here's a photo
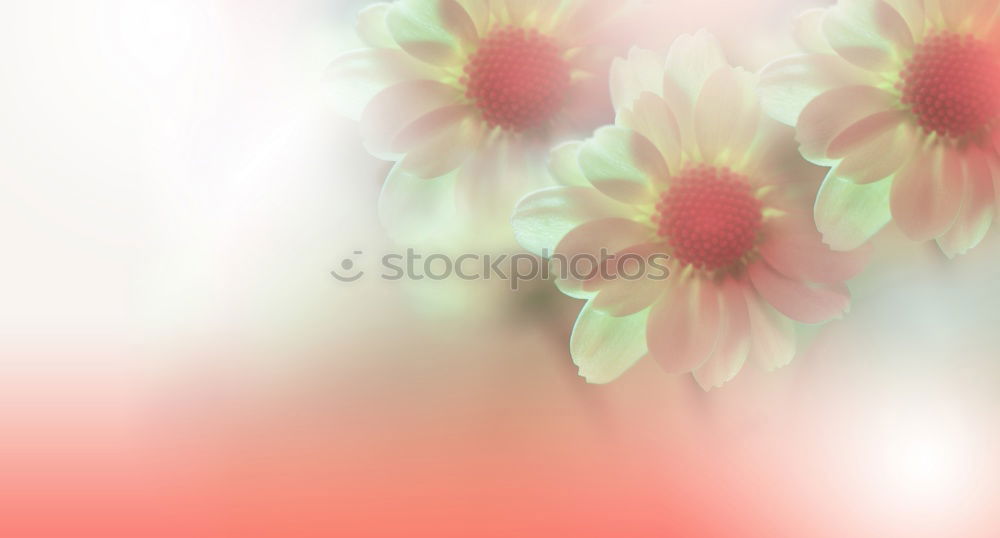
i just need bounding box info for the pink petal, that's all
[758,215,871,284]
[646,276,722,373]
[693,278,751,391]
[890,145,964,242]
[748,259,850,324]
[831,120,919,184]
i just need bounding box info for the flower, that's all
[759,0,1000,257]
[328,0,637,244]
[511,32,870,389]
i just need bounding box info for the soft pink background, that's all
[2,0,999,536]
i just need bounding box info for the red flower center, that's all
[654,166,763,272]
[461,27,571,132]
[899,33,1000,138]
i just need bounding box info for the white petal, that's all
[937,148,996,257]
[759,215,871,284]
[570,300,649,384]
[822,0,913,71]
[882,0,925,41]
[993,155,1000,220]
[453,139,552,234]
[796,85,897,165]
[496,0,559,27]
[356,3,396,49]
[553,218,655,299]
[378,164,458,243]
[663,31,729,143]
[827,109,908,158]
[694,67,760,166]
[547,142,589,187]
[647,276,722,373]
[387,0,477,66]
[589,242,671,317]
[758,54,877,126]
[939,0,996,34]
[397,108,484,178]
[664,31,728,109]
[453,139,503,220]
[748,259,851,324]
[553,0,628,36]
[610,48,666,112]
[693,278,751,391]
[455,0,489,36]
[744,287,796,372]
[512,186,634,257]
[815,172,893,251]
[794,8,835,54]
[359,79,462,159]
[390,103,477,153]
[741,120,803,185]
[616,92,683,174]
[325,49,435,121]
[891,145,963,242]
[578,126,666,204]
[558,72,616,135]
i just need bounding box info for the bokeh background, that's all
[2,0,999,536]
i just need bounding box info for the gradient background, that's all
[2,0,1000,536]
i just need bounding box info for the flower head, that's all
[329,0,637,244]
[760,0,1000,257]
[512,32,869,389]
